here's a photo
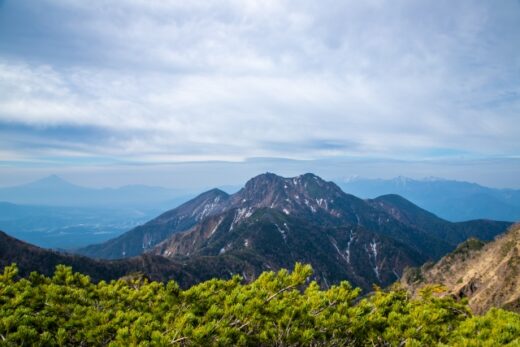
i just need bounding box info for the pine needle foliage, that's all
[0,263,518,346]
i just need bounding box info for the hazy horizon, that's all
[1,157,519,190]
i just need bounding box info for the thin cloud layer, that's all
[0,0,519,164]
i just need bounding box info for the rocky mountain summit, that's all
[77,173,510,291]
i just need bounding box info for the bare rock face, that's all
[402,224,520,314]
[76,172,511,292]
[458,278,480,298]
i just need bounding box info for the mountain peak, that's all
[374,194,413,204]
[27,175,76,188]
[234,172,345,217]
[78,171,511,293]
[200,188,229,199]
[244,172,330,190]
[392,176,414,185]
[296,172,325,183]
[242,172,322,196]
[39,174,65,183]
[244,172,284,188]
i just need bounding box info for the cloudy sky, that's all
[0,0,519,188]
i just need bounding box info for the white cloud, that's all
[0,0,519,163]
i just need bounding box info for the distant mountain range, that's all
[77,173,511,291]
[402,223,520,314]
[0,175,192,208]
[338,176,520,222]
[0,175,198,249]
[2,174,517,250]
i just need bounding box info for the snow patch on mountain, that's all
[210,217,224,236]
[369,239,380,281]
[275,223,287,242]
[346,230,354,264]
[330,238,348,263]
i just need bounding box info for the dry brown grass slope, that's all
[402,223,520,314]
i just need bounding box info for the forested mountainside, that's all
[0,230,196,286]
[1,230,309,289]
[78,173,510,291]
[402,223,520,314]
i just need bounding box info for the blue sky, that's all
[0,0,519,188]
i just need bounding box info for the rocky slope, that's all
[152,208,425,290]
[402,223,520,313]
[78,188,230,258]
[81,173,509,260]
[367,194,510,246]
[76,173,510,291]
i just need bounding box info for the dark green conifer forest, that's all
[0,263,518,346]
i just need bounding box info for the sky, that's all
[0,0,519,189]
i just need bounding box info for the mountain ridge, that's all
[339,176,520,222]
[77,172,511,291]
[0,175,193,208]
[80,172,458,259]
